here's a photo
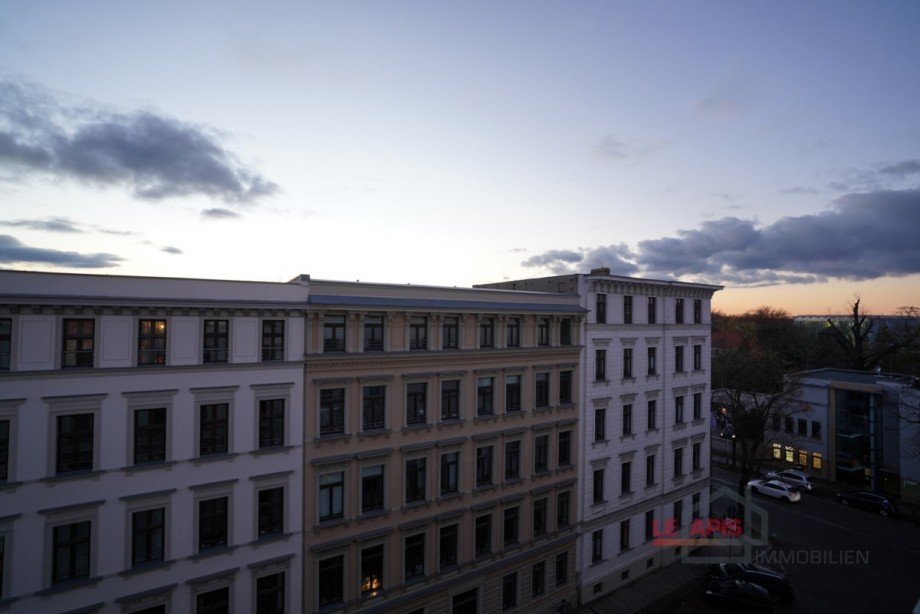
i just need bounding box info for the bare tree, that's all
[823,298,920,372]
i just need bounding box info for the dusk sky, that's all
[1,2,918,315]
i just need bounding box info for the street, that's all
[667,467,920,613]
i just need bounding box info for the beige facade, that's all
[301,280,585,613]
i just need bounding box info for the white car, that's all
[747,479,802,503]
[766,469,815,492]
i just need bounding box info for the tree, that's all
[823,298,920,372]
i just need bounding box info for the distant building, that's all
[478,269,721,604]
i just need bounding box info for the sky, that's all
[1,1,918,315]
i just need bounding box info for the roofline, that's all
[1,268,299,288]
[305,277,579,297]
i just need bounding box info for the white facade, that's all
[0,271,307,613]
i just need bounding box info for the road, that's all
[667,467,920,613]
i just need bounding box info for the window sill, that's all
[122,460,177,474]
[645,483,658,491]
[473,484,495,494]
[188,545,237,561]
[503,477,523,486]
[532,469,551,478]
[645,428,660,436]
[41,469,105,484]
[501,543,522,555]
[401,500,430,512]
[591,500,608,508]
[192,452,239,465]
[315,433,350,442]
[620,491,634,502]
[249,532,292,547]
[558,402,575,409]
[620,434,635,442]
[252,445,294,456]
[438,418,465,427]
[119,559,173,577]
[402,423,430,433]
[437,492,463,503]
[672,422,687,432]
[691,419,706,427]
[590,558,608,567]
[357,509,388,521]
[555,464,574,474]
[315,517,349,530]
[474,413,498,423]
[593,379,610,385]
[592,439,609,447]
[692,469,704,478]
[0,480,22,491]
[621,377,636,384]
[34,576,101,597]
[358,428,391,439]
[533,405,551,414]
[673,476,685,486]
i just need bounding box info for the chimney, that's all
[590,267,611,275]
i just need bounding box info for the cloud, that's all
[521,188,920,286]
[694,61,751,119]
[0,234,121,268]
[161,246,182,254]
[0,79,277,204]
[780,186,820,195]
[201,207,241,219]
[0,216,83,233]
[879,159,920,177]
[595,135,667,161]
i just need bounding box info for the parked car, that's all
[704,578,773,612]
[836,490,899,517]
[709,562,794,602]
[747,479,802,503]
[766,469,815,492]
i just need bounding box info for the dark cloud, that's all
[879,159,920,176]
[0,79,277,204]
[0,234,121,268]
[521,188,920,286]
[161,246,182,254]
[201,207,241,219]
[0,216,83,233]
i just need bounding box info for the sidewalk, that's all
[579,558,708,614]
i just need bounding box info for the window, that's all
[405,534,426,581]
[504,441,521,480]
[799,448,808,466]
[620,518,630,551]
[533,498,547,536]
[199,403,229,456]
[406,382,427,425]
[363,315,384,351]
[623,404,633,436]
[405,458,427,503]
[596,349,607,381]
[646,454,655,486]
[475,514,492,556]
[812,421,822,439]
[258,399,284,448]
[261,320,285,361]
[692,492,702,520]
[558,430,571,466]
[440,451,459,495]
[647,297,656,324]
[476,317,494,348]
[674,448,684,477]
[621,461,632,494]
[506,318,520,347]
[537,318,550,346]
[502,572,517,610]
[319,472,344,521]
[442,317,459,349]
[534,434,549,472]
[56,413,94,474]
[784,416,793,433]
[319,388,345,436]
[361,465,385,513]
[132,508,164,566]
[258,487,284,537]
[675,298,684,324]
[198,497,228,551]
[556,491,570,527]
[673,500,683,528]
[477,377,495,415]
[409,316,428,350]
[437,380,459,420]
[693,344,702,370]
[476,446,493,487]
[362,385,386,431]
[593,468,605,503]
[623,347,633,378]
[535,372,550,408]
[675,396,684,424]
[323,315,346,352]
[62,318,94,368]
[0,419,8,482]
[771,414,781,431]
[645,509,655,541]
[592,529,603,563]
[318,555,343,607]
[623,295,633,324]
[560,319,573,345]
[360,545,384,596]
[532,561,546,596]
[198,587,230,614]
[439,524,458,569]
[647,400,656,430]
[693,299,702,324]
[505,375,521,412]
[647,347,657,375]
[813,452,823,470]
[134,407,166,464]
[555,552,568,586]
[798,418,807,436]
[453,589,478,613]
[596,294,607,323]
[52,520,91,583]
[693,392,702,420]
[257,572,285,614]
[503,506,519,546]
[595,408,606,442]
[559,370,573,404]
[138,319,167,365]
[675,346,684,372]
[203,319,228,363]
[0,318,10,370]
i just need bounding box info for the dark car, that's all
[709,562,794,602]
[704,578,773,612]
[836,490,899,517]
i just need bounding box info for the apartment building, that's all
[479,269,721,604]
[301,279,585,613]
[0,270,307,613]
